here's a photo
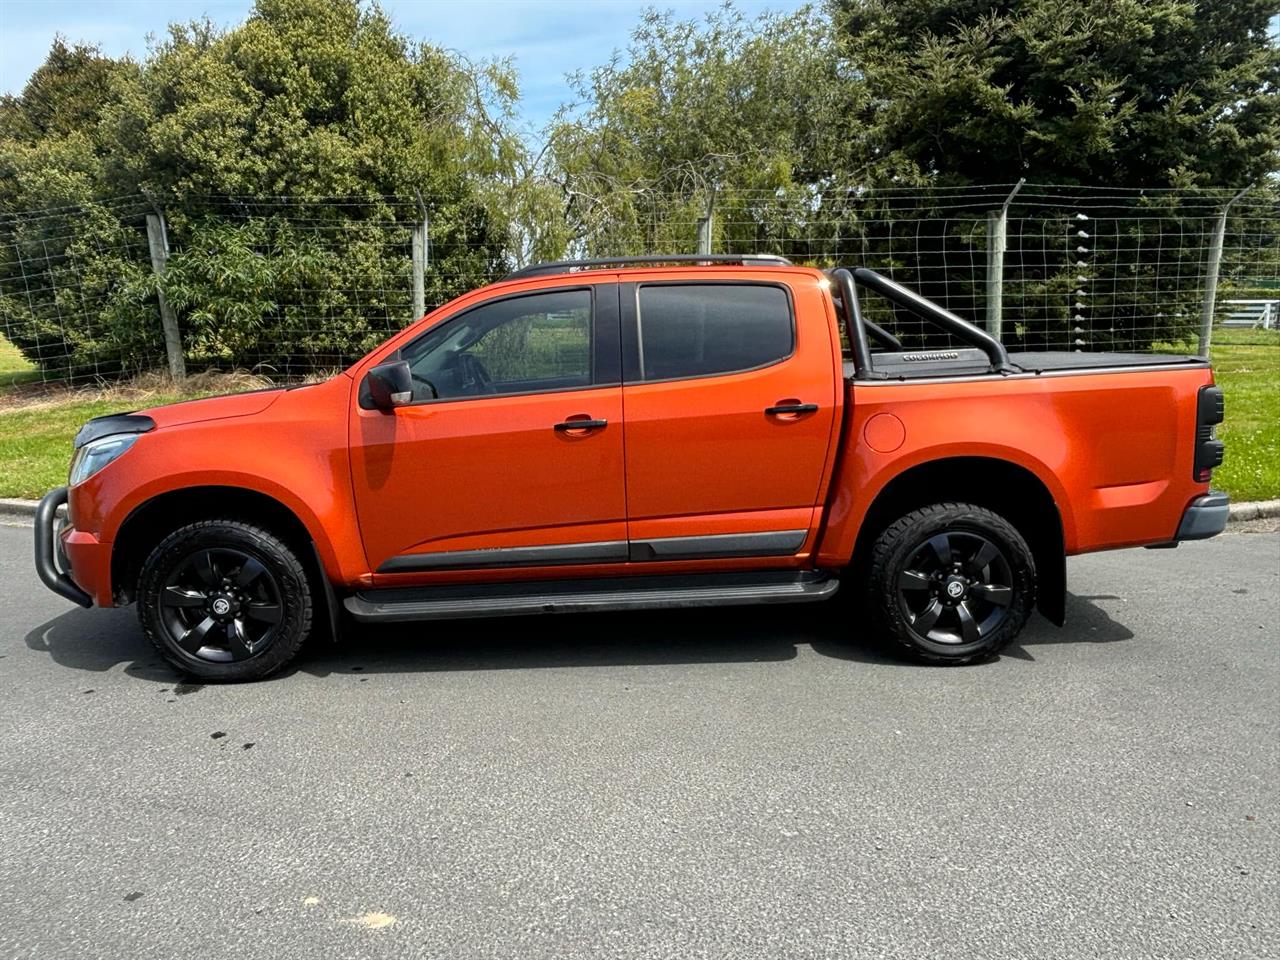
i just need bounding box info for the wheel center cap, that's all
[944,578,967,600]
[210,597,232,616]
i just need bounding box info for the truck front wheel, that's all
[868,502,1035,665]
[137,520,314,682]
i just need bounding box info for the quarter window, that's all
[400,289,592,401]
[635,284,793,381]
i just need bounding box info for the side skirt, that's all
[344,570,839,624]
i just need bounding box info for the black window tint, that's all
[400,289,592,401]
[636,284,792,381]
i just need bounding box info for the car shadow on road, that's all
[307,604,829,676]
[1002,594,1135,661]
[23,590,1135,681]
[23,606,175,682]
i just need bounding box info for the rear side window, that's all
[635,283,793,381]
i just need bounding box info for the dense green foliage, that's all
[552,1,1279,347]
[0,0,1277,377]
[833,0,1280,187]
[0,0,523,376]
[820,0,1280,345]
[550,6,859,254]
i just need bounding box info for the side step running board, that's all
[343,571,839,623]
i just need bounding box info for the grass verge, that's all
[0,336,1274,502]
[0,397,185,499]
[0,371,271,499]
[1204,329,1280,503]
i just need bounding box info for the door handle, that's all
[765,403,818,416]
[554,417,608,432]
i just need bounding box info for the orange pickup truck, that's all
[35,255,1228,680]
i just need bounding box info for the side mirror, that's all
[362,360,413,411]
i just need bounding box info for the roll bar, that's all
[831,269,876,377]
[831,267,1014,378]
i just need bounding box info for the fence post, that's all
[1198,185,1252,358]
[984,179,1024,340]
[411,191,429,320]
[696,187,716,256]
[144,210,186,382]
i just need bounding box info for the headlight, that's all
[69,434,140,486]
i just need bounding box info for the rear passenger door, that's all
[620,278,837,562]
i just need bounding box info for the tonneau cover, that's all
[842,350,1208,381]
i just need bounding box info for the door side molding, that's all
[376,529,809,573]
[378,540,629,573]
[628,529,807,562]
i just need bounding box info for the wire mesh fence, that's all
[0,184,1276,386]
[589,184,1280,354]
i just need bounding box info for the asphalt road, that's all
[1,521,1276,960]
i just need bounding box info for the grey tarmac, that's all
[1,521,1276,960]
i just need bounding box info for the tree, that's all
[0,37,129,147]
[548,4,862,257]
[827,0,1280,348]
[0,40,145,376]
[3,0,1276,376]
[831,0,1280,187]
[0,0,531,377]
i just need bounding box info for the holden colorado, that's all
[35,255,1228,680]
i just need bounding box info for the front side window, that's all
[400,289,592,401]
[635,283,793,381]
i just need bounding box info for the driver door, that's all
[350,284,627,579]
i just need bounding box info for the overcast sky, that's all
[0,0,805,131]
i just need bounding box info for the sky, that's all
[0,0,806,132]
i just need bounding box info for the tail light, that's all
[1194,385,1224,483]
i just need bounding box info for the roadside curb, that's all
[0,498,40,519]
[1228,499,1280,522]
[4,495,1280,522]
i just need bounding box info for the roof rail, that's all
[505,254,793,280]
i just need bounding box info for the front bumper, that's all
[1175,492,1230,541]
[34,487,92,607]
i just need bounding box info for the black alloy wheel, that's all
[138,520,313,681]
[896,530,1014,646]
[868,502,1036,664]
[158,547,283,663]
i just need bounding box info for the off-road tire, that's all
[868,502,1035,665]
[138,520,313,682]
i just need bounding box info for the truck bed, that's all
[842,349,1209,381]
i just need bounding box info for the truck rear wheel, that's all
[868,502,1035,665]
[137,520,313,682]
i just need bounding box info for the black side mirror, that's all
[362,360,413,411]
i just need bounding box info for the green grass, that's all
[0,336,40,388]
[0,395,188,500]
[0,331,1275,502]
[1152,329,1280,501]
[1207,328,1280,503]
